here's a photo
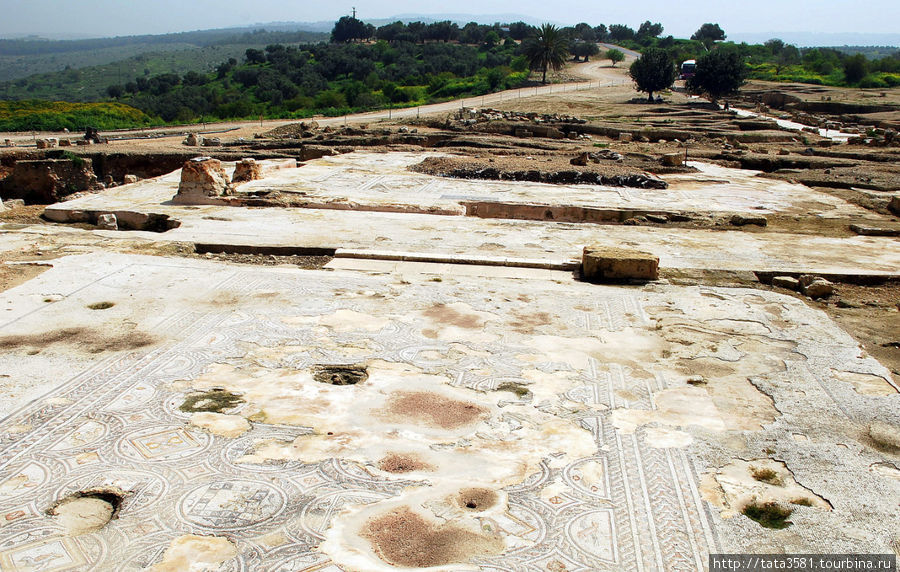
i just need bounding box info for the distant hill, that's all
[728,32,900,48]
[0,28,328,83]
[0,14,542,85]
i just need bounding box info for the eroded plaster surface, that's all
[0,253,897,570]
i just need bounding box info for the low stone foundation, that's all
[582,246,659,282]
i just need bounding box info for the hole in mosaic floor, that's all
[46,487,127,535]
[314,364,369,386]
[456,488,497,512]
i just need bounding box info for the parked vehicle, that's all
[680,59,697,80]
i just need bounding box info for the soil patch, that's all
[0,263,49,293]
[361,507,504,568]
[377,453,433,474]
[422,304,483,329]
[382,391,488,430]
[0,327,156,354]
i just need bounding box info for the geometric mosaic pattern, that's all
[3,253,893,570]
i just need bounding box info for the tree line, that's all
[98,16,900,125]
[104,38,531,122]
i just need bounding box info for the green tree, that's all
[574,22,596,43]
[606,48,625,67]
[573,42,600,62]
[691,23,726,50]
[636,21,664,44]
[629,48,676,101]
[245,48,266,64]
[842,54,868,84]
[687,50,747,102]
[507,22,535,41]
[331,16,371,43]
[608,24,635,42]
[524,24,570,84]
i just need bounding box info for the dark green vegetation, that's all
[687,50,749,102]
[179,389,245,414]
[741,502,794,529]
[610,24,900,89]
[103,40,530,123]
[629,48,678,101]
[88,19,558,124]
[0,100,155,131]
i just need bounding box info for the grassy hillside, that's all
[0,100,157,131]
[0,43,197,84]
[0,44,309,102]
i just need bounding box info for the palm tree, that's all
[524,24,569,84]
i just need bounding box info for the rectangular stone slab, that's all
[582,246,659,281]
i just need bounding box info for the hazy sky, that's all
[0,0,896,39]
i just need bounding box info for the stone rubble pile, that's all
[453,107,587,125]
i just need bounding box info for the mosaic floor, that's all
[0,254,896,570]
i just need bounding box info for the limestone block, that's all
[582,246,659,282]
[183,133,199,146]
[660,152,683,167]
[618,132,633,142]
[803,278,834,299]
[570,153,589,166]
[59,139,72,147]
[730,214,767,227]
[123,174,139,184]
[173,158,232,204]
[232,158,262,183]
[97,213,118,230]
[771,276,800,291]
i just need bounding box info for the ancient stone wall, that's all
[0,158,99,203]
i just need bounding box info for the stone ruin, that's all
[0,158,99,203]
[172,157,233,204]
[232,158,262,183]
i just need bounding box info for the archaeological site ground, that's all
[0,59,898,571]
